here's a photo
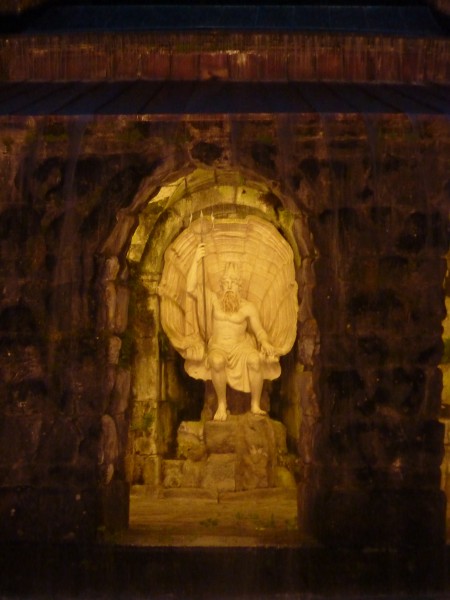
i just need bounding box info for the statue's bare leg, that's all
[248,352,266,416]
[209,350,228,421]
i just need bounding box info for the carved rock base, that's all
[163,414,296,493]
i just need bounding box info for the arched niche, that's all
[124,167,318,492]
[96,166,319,523]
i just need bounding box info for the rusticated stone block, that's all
[99,415,119,485]
[235,413,277,490]
[275,466,296,489]
[142,455,161,488]
[204,418,238,454]
[202,414,287,491]
[202,454,236,492]
[163,458,206,489]
[107,336,122,365]
[181,458,204,488]
[109,368,131,415]
[163,459,183,488]
[177,421,205,461]
[271,419,288,455]
[114,285,130,333]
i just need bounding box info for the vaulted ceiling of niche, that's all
[128,168,282,265]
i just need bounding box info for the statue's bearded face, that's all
[220,276,241,313]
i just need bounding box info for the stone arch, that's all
[94,163,320,506]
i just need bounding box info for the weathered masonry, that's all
[0,1,449,572]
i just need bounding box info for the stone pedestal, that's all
[163,414,296,494]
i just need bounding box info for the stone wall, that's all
[0,112,448,545]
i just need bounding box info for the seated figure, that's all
[187,243,278,420]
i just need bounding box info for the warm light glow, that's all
[127,169,279,265]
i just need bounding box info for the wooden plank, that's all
[260,83,313,114]
[13,82,93,115]
[141,81,197,114]
[395,84,450,115]
[56,82,131,115]
[296,83,353,114]
[186,82,270,114]
[362,84,442,115]
[326,83,401,114]
[0,82,72,115]
[97,81,163,115]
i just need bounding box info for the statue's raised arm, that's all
[186,243,206,297]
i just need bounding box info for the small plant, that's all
[43,123,69,143]
[129,411,154,433]
[117,123,146,145]
[141,412,154,430]
[199,518,219,527]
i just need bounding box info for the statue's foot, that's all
[251,405,267,416]
[213,405,228,421]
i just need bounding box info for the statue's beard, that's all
[220,290,241,314]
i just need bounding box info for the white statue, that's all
[158,216,298,421]
[186,243,278,420]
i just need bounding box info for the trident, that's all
[200,210,209,351]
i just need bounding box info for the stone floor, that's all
[0,488,448,598]
[118,487,301,547]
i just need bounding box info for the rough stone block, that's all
[134,432,157,457]
[281,399,301,448]
[104,365,117,399]
[201,415,287,490]
[109,367,131,415]
[271,419,288,455]
[275,466,296,489]
[235,414,277,490]
[442,364,450,405]
[177,421,205,461]
[202,454,235,492]
[162,459,183,488]
[142,455,161,488]
[204,418,238,454]
[133,348,159,402]
[181,458,204,488]
[114,285,130,334]
[156,401,176,456]
[236,448,271,491]
[164,359,185,402]
[107,336,122,365]
[103,282,117,331]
